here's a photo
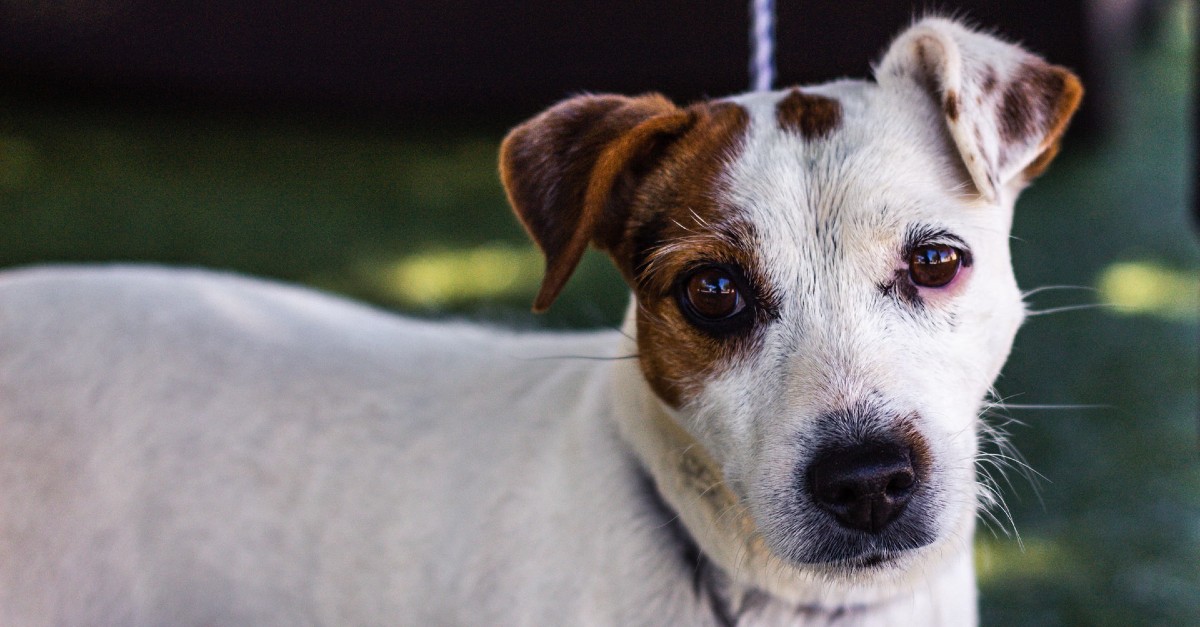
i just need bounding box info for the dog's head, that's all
[501,19,1080,594]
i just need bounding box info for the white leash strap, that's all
[751,0,776,91]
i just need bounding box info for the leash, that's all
[750,0,776,91]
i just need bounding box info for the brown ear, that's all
[500,94,691,312]
[877,18,1083,202]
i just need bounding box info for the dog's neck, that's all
[607,302,962,614]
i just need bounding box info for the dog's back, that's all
[0,266,705,625]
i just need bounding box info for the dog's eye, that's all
[677,266,750,328]
[908,244,962,288]
[684,268,745,319]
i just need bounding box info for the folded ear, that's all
[877,18,1083,203]
[500,94,692,312]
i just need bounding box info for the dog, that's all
[0,18,1080,626]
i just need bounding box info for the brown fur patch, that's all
[602,101,765,407]
[999,62,1067,143]
[1022,140,1062,180]
[775,89,843,140]
[897,417,933,484]
[995,62,1083,182]
[910,37,944,97]
[980,66,998,94]
[943,90,960,122]
[502,96,765,408]
[499,94,692,312]
[1022,67,1083,179]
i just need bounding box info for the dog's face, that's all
[502,19,1080,586]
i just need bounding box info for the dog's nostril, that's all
[808,442,918,534]
[887,470,915,495]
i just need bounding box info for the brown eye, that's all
[684,268,745,320]
[908,244,962,288]
[675,264,761,336]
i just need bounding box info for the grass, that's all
[0,6,1195,624]
[0,103,626,329]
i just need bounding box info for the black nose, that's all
[808,441,917,533]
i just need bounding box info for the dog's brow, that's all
[637,220,754,293]
[902,225,973,266]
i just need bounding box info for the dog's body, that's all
[0,19,1080,626]
[0,266,974,625]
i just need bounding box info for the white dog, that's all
[0,18,1080,626]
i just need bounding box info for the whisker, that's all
[980,473,1024,544]
[979,411,1029,428]
[1025,303,1113,316]
[515,354,640,362]
[977,482,1024,549]
[978,407,1049,509]
[973,396,1055,536]
[998,403,1108,410]
[670,218,696,235]
[978,451,1048,486]
[1021,284,1096,298]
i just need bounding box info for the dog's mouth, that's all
[839,550,901,569]
[755,504,935,569]
[798,548,920,578]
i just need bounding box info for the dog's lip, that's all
[827,550,903,569]
[851,552,892,567]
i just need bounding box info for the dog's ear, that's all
[501,94,692,312]
[877,18,1083,202]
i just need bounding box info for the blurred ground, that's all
[0,4,1195,625]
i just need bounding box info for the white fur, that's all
[0,18,1075,626]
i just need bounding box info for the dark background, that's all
[2,1,1100,124]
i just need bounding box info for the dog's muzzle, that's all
[808,440,917,534]
[780,422,939,565]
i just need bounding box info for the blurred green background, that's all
[1,3,1195,626]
